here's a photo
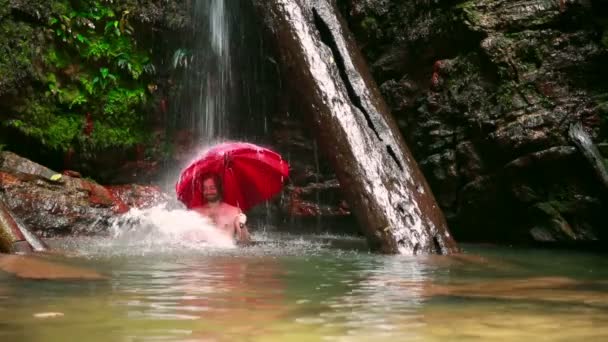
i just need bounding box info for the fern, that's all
[14,0,159,152]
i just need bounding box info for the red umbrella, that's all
[175,142,290,211]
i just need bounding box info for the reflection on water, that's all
[1,233,608,341]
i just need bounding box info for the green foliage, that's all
[4,97,81,151]
[10,0,155,152]
[360,16,379,38]
[0,15,38,95]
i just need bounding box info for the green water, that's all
[1,233,608,341]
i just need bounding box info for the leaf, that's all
[69,94,87,109]
[7,120,24,128]
[143,63,156,75]
[50,174,63,182]
[100,67,109,79]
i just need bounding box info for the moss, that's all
[85,121,145,149]
[360,16,379,38]
[495,82,517,110]
[544,185,581,214]
[0,16,37,96]
[455,1,483,29]
[3,0,155,152]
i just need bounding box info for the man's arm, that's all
[234,212,251,243]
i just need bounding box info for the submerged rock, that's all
[0,254,105,280]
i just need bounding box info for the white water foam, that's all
[109,204,235,249]
[52,204,236,257]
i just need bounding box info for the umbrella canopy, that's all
[176,142,290,211]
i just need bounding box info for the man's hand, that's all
[237,213,247,227]
[234,213,251,244]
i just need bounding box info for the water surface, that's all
[1,232,607,341]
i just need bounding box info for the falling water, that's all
[189,0,233,141]
[171,0,279,145]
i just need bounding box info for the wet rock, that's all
[107,184,169,209]
[253,0,458,254]
[457,0,591,32]
[0,197,32,254]
[62,170,82,178]
[340,0,608,245]
[283,181,351,218]
[0,151,167,237]
[127,0,191,30]
[270,108,356,232]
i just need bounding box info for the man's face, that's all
[202,178,220,203]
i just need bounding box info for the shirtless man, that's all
[193,174,251,243]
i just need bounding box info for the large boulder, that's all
[340,0,608,244]
[0,151,167,237]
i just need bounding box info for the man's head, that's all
[201,174,222,203]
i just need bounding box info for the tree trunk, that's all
[252,0,458,254]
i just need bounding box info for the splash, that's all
[109,204,235,250]
[53,204,235,257]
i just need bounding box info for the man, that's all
[193,174,251,243]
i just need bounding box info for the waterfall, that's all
[188,0,234,141]
[171,0,277,145]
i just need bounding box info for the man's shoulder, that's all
[191,206,209,214]
[220,202,241,213]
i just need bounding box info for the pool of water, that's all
[2,232,608,341]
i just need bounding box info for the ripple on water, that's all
[4,229,608,341]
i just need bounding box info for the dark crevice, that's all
[311,8,404,171]
[413,242,421,255]
[397,203,405,214]
[433,236,443,254]
[386,145,404,170]
[311,8,380,140]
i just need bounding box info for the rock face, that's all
[339,0,608,244]
[252,0,458,254]
[270,108,355,232]
[0,151,167,238]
